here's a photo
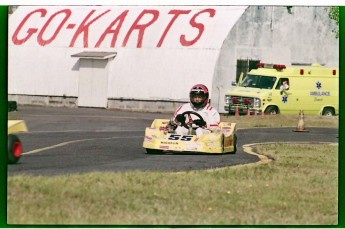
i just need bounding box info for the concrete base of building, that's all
[8,94,78,108]
[8,94,185,113]
[107,98,184,113]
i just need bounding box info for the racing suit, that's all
[173,103,220,137]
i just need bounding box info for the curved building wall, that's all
[212,6,339,113]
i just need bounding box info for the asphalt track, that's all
[8,106,338,176]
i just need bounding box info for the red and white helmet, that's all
[189,84,209,109]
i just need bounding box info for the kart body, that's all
[143,119,237,154]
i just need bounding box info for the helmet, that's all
[189,84,209,109]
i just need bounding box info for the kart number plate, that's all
[168,135,193,141]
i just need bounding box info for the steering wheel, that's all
[180,111,206,129]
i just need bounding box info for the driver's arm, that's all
[205,108,220,129]
[173,104,188,124]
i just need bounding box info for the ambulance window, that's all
[275,78,290,90]
[240,75,256,87]
[259,77,276,89]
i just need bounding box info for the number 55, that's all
[168,134,180,140]
[181,135,193,141]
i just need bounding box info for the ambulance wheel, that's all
[265,106,279,115]
[322,108,335,116]
[8,134,22,164]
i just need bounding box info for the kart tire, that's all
[146,149,163,154]
[8,134,22,164]
[223,134,237,154]
[233,134,237,153]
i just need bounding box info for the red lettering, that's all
[69,10,110,48]
[157,9,190,48]
[12,8,216,48]
[122,9,159,48]
[95,10,128,48]
[37,9,71,46]
[180,8,215,46]
[12,8,47,45]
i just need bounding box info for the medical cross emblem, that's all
[282,94,288,103]
[316,81,322,89]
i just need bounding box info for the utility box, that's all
[71,51,117,108]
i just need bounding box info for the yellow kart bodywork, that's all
[143,119,237,154]
[8,120,28,134]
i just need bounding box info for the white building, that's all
[8,5,338,113]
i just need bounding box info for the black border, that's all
[0,4,343,228]
[338,5,344,229]
[0,5,8,229]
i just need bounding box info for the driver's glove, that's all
[193,119,206,127]
[175,114,185,123]
[166,119,177,133]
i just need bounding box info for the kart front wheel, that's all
[146,148,163,154]
[8,134,23,164]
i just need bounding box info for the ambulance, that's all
[224,63,338,116]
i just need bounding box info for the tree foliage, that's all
[328,6,339,39]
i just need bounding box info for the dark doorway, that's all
[236,59,260,83]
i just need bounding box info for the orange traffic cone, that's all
[246,109,251,116]
[254,110,258,115]
[235,107,239,116]
[293,110,309,132]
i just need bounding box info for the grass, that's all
[7,114,339,225]
[221,113,338,128]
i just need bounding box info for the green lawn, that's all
[7,115,339,225]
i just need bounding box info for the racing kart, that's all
[143,111,237,154]
[8,120,28,164]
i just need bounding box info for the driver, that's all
[170,84,220,137]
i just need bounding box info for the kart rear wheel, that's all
[146,148,163,154]
[233,134,237,153]
[8,134,22,164]
[223,134,237,154]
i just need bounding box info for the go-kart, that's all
[143,111,237,154]
[7,120,28,164]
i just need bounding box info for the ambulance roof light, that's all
[273,64,286,70]
[256,62,286,70]
[256,63,265,68]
